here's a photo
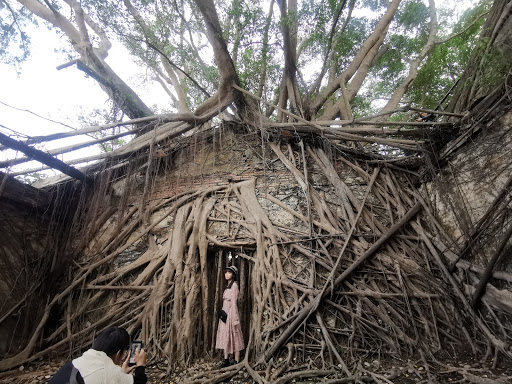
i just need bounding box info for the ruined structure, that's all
[0,0,511,383]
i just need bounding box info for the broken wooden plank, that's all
[0,132,92,183]
[0,130,135,168]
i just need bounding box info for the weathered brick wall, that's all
[0,177,55,355]
[114,131,366,235]
[424,111,512,266]
[112,119,512,273]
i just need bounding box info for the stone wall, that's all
[424,110,512,267]
[0,176,55,355]
[113,131,365,235]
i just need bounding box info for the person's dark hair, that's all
[92,327,130,357]
[225,266,237,289]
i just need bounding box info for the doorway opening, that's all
[206,248,253,356]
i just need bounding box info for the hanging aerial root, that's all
[5,133,512,381]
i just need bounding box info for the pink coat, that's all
[215,282,244,353]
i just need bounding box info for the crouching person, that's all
[49,327,147,384]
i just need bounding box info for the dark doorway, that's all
[206,248,252,357]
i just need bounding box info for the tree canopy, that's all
[1,0,490,126]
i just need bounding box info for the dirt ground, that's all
[0,356,510,383]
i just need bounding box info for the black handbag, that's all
[219,310,228,323]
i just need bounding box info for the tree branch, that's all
[435,10,489,45]
[256,0,275,98]
[378,0,439,115]
[306,0,348,99]
[144,40,211,98]
[310,0,402,116]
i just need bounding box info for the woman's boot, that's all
[219,358,230,368]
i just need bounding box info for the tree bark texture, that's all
[447,0,512,114]
[18,0,153,119]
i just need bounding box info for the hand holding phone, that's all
[129,341,143,365]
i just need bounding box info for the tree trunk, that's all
[310,0,402,118]
[18,0,153,119]
[192,0,242,115]
[277,0,303,119]
[447,0,512,114]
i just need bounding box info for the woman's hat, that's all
[225,266,238,277]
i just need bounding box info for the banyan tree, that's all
[1,0,511,382]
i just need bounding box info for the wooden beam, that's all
[0,117,145,150]
[0,130,136,168]
[7,154,107,176]
[0,111,205,150]
[9,121,193,177]
[0,132,92,184]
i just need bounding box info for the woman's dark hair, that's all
[225,267,237,289]
[92,327,130,357]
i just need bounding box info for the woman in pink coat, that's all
[216,266,244,367]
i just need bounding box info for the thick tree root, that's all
[2,139,511,381]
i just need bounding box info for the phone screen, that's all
[129,341,142,365]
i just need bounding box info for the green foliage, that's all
[361,0,392,13]
[407,0,490,109]
[396,1,430,31]
[367,0,433,102]
[14,171,47,186]
[1,0,491,122]
[363,0,490,110]
[0,1,37,67]
[351,95,375,118]
[330,18,369,72]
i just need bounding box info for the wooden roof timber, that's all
[0,115,146,150]
[0,129,137,169]
[0,111,207,151]
[14,121,196,184]
[6,121,192,177]
[0,132,92,183]
[0,107,224,173]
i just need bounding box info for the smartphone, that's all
[129,340,143,365]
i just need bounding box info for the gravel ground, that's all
[0,356,511,383]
